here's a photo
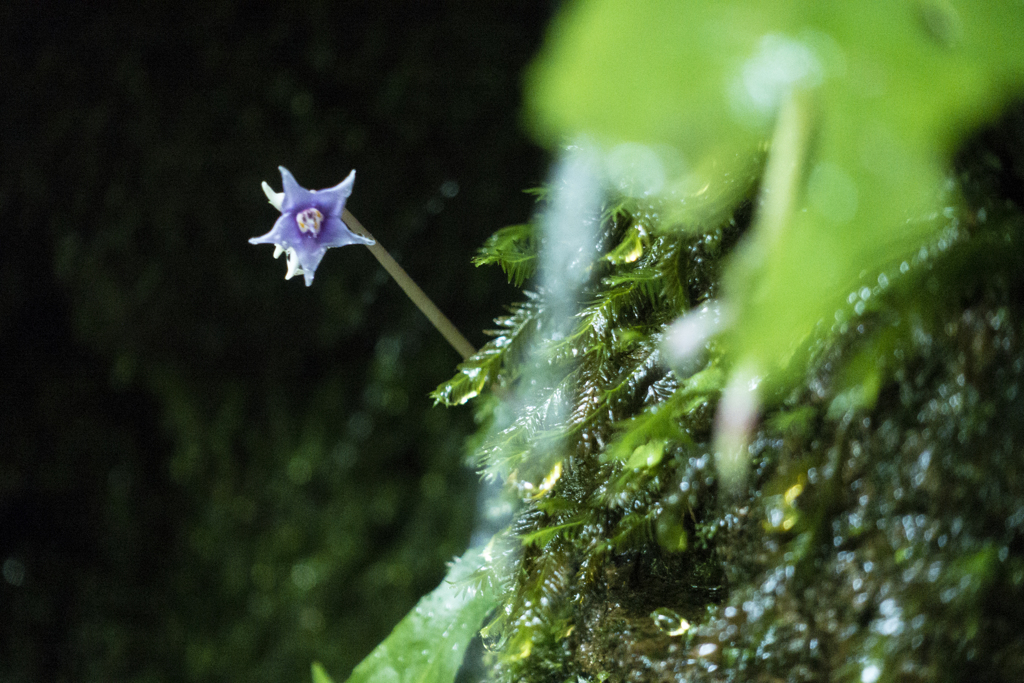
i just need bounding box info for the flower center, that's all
[296,208,324,237]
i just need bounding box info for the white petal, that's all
[262,181,285,211]
[283,248,306,280]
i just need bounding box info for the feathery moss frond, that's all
[431,295,544,406]
[473,223,538,287]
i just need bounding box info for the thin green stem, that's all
[342,208,477,361]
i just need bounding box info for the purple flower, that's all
[250,166,374,286]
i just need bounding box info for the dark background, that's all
[0,1,552,681]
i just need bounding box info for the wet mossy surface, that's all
[436,103,1024,682]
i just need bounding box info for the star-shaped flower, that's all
[250,166,374,286]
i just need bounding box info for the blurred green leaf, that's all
[341,547,498,683]
[625,439,667,469]
[312,662,336,683]
[526,0,1024,395]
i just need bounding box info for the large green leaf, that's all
[526,0,1024,393]
[326,547,498,683]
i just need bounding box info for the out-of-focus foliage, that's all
[526,0,1024,395]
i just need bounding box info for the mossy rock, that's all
[433,104,1024,683]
